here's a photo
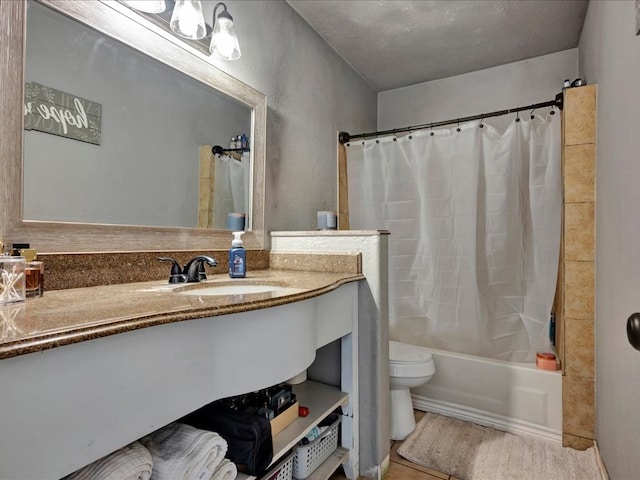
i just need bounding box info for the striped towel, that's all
[63,441,152,480]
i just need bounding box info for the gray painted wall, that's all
[579,2,640,478]
[206,1,378,236]
[377,49,578,133]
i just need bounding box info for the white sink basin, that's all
[138,280,306,297]
[178,284,293,296]
[175,282,306,297]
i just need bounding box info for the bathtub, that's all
[410,347,563,443]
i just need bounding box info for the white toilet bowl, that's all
[389,340,435,440]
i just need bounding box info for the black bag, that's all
[182,406,273,476]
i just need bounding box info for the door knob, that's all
[627,313,640,351]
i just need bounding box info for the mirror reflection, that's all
[23,1,252,229]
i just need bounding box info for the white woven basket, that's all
[263,450,295,480]
[292,416,341,479]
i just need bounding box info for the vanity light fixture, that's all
[121,0,241,59]
[210,2,241,60]
[170,0,207,40]
[121,0,167,14]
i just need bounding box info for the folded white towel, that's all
[211,459,237,480]
[63,441,152,480]
[140,423,228,480]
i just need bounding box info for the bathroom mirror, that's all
[0,0,266,252]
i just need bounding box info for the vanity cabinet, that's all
[0,282,359,480]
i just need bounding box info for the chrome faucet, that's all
[158,255,218,284]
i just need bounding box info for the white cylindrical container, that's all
[317,211,337,230]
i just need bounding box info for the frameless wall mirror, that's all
[0,0,266,253]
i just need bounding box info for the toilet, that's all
[389,340,436,440]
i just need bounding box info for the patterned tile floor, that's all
[329,411,463,480]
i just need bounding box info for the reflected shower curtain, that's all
[212,152,251,229]
[347,114,561,362]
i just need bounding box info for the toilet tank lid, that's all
[389,341,433,363]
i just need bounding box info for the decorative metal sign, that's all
[24,82,102,145]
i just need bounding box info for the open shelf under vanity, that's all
[237,380,350,480]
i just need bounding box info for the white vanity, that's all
[0,272,361,480]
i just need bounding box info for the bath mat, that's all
[397,412,603,480]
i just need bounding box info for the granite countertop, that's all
[0,269,364,360]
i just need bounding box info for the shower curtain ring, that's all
[392,129,397,141]
[479,116,484,129]
[515,111,521,123]
[550,106,556,115]
[530,108,536,120]
[408,127,413,140]
[456,119,461,132]
[430,124,434,136]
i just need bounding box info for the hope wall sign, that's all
[24,82,102,145]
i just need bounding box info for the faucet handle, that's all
[158,257,186,284]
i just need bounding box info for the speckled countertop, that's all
[0,269,363,360]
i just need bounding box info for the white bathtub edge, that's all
[412,394,563,444]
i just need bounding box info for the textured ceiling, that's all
[286,0,589,91]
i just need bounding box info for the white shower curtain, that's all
[347,114,561,362]
[212,152,251,229]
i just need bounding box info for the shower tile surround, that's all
[560,85,597,450]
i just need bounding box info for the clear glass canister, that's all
[0,256,26,304]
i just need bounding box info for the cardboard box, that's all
[270,401,299,437]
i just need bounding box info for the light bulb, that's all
[178,10,198,38]
[211,16,241,60]
[214,25,235,57]
[170,0,206,40]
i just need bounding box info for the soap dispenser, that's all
[229,231,246,278]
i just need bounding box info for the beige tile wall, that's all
[561,85,597,449]
[198,146,215,228]
[338,142,350,230]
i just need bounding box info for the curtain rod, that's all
[212,145,249,155]
[338,92,564,144]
